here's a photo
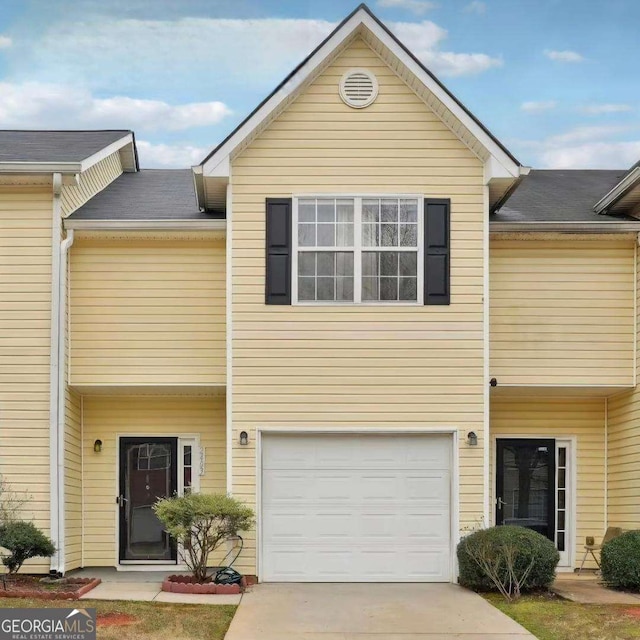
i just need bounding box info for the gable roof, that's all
[492,169,637,224]
[0,130,138,173]
[197,3,523,203]
[66,170,222,228]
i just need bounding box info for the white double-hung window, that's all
[293,196,423,304]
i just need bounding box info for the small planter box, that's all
[161,575,242,595]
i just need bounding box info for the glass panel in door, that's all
[496,439,556,541]
[119,437,178,561]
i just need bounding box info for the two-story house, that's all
[0,4,638,582]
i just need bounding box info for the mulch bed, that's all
[162,575,242,595]
[0,575,101,600]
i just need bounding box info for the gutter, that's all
[48,174,63,576]
[490,221,640,233]
[49,170,75,576]
[56,229,74,576]
[63,219,226,231]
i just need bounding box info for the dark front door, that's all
[496,439,555,541]
[119,437,178,562]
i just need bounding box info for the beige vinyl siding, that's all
[607,392,640,529]
[0,186,52,571]
[491,397,606,568]
[65,389,82,570]
[81,395,226,566]
[607,253,640,529]
[61,152,123,217]
[70,238,226,386]
[231,37,486,575]
[490,238,635,386]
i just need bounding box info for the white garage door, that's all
[261,433,452,582]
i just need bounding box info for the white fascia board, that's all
[594,166,640,213]
[202,8,521,180]
[0,161,83,173]
[80,133,134,172]
[64,218,226,231]
[491,221,640,233]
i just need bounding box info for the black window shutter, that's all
[265,198,292,305]
[424,198,451,305]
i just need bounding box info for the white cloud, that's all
[0,82,231,131]
[540,141,640,169]
[521,100,557,113]
[392,21,502,76]
[0,36,11,49]
[6,16,503,93]
[580,103,634,115]
[464,1,486,13]
[514,124,640,169]
[136,140,209,168]
[544,49,584,63]
[377,0,438,15]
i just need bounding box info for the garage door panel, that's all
[261,434,453,582]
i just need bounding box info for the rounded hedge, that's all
[601,530,640,591]
[457,525,559,592]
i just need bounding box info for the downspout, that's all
[48,174,63,576]
[56,228,74,575]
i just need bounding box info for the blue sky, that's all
[0,0,638,168]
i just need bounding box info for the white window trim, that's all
[292,194,424,306]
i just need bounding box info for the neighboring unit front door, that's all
[496,439,556,541]
[119,437,178,562]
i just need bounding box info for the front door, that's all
[496,439,555,541]
[119,437,178,562]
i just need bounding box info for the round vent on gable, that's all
[339,69,379,109]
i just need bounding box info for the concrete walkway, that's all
[553,573,640,605]
[69,568,241,605]
[224,583,536,640]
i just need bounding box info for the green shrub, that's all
[0,520,55,574]
[601,530,640,591]
[457,526,559,599]
[154,492,254,582]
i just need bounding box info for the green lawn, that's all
[486,594,640,640]
[0,597,237,640]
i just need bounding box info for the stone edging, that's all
[0,578,101,600]
[162,575,241,595]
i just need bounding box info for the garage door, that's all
[261,433,452,582]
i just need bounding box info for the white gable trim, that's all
[594,166,640,214]
[201,7,521,182]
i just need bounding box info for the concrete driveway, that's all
[224,583,535,639]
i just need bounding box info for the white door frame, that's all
[492,435,577,571]
[115,433,201,570]
[255,426,460,583]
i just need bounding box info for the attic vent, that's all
[339,69,378,109]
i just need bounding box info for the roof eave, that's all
[64,219,226,231]
[490,221,640,233]
[594,166,640,214]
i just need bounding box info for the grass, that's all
[486,593,640,640]
[0,597,237,640]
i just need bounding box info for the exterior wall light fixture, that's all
[239,431,249,446]
[93,439,103,453]
[466,432,478,446]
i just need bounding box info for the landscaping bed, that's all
[161,574,242,595]
[0,575,101,599]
